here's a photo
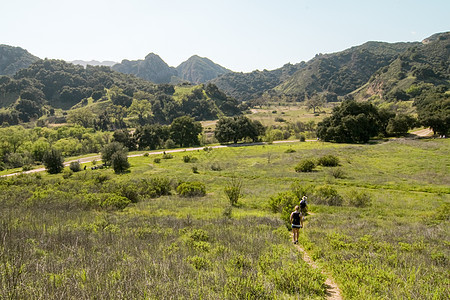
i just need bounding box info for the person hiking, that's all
[300,196,308,215]
[290,205,303,244]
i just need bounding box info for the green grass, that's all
[173,85,201,102]
[0,138,448,299]
[246,104,332,127]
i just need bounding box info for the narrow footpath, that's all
[295,244,342,300]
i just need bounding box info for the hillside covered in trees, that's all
[210,32,449,105]
[0,44,39,76]
[0,59,241,126]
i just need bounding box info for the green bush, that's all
[69,161,82,172]
[224,177,243,206]
[101,194,131,210]
[347,190,372,207]
[299,135,306,142]
[182,155,191,163]
[111,150,130,174]
[153,158,161,163]
[116,183,140,203]
[177,181,206,197]
[329,168,345,179]
[313,185,343,206]
[139,177,172,198]
[162,153,173,159]
[285,148,296,153]
[43,148,64,174]
[294,159,316,172]
[268,191,298,214]
[186,256,210,270]
[187,229,209,242]
[210,162,222,171]
[317,155,340,167]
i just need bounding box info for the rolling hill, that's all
[112,53,178,84]
[273,41,419,99]
[0,44,39,75]
[352,32,450,101]
[176,55,231,84]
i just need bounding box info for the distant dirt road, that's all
[411,128,433,137]
[1,139,315,178]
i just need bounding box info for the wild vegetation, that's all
[0,31,449,299]
[0,138,448,299]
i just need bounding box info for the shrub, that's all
[139,177,172,198]
[317,155,340,167]
[177,181,206,197]
[69,161,82,172]
[101,142,127,166]
[111,150,130,174]
[143,153,149,157]
[224,177,243,206]
[312,185,343,206]
[162,153,173,159]
[329,168,345,179]
[210,162,222,171]
[285,148,296,153]
[62,169,73,179]
[300,135,306,142]
[186,256,210,270]
[268,191,299,226]
[94,173,110,184]
[347,190,372,207]
[43,148,64,174]
[192,166,199,173]
[153,158,161,164]
[222,205,233,218]
[101,194,131,210]
[164,139,176,149]
[22,165,33,171]
[117,183,140,203]
[187,229,209,242]
[268,191,298,214]
[294,159,316,172]
[182,155,191,163]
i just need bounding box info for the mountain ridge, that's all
[0,44,39,75]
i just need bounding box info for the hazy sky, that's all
[2,0,449,72]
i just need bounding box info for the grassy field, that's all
[1,138,448,299]
[246,103,333,127]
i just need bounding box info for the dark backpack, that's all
[300,199,307,208]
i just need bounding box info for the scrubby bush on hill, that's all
[294,159,316,172]
[42,148,64,174]
[317,155,340,167]
[177,181,206,197]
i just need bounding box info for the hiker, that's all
[300,196,308,215]
[290,205,303,244]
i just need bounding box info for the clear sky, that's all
[2,0,449,72]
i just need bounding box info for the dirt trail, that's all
[294,212,342,299]
[295,244,342,300]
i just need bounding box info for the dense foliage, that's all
[274,41,417,100]
[317,100,398,143]
[355,32,450,103]
[214,116,265,144]
[0,59,241,126]
[211,63,304,102]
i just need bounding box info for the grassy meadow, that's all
[0,138,449,299]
